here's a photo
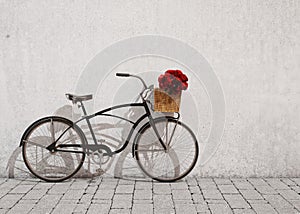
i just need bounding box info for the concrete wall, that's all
[0,0,299,177]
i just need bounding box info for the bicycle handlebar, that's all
[115,73,148,90]
[116,73,130,77]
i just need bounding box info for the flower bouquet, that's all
[154,70,188,112]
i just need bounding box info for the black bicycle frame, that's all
[49,100,167,156]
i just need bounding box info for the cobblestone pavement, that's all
[0,177,300,214]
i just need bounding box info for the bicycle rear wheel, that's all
[21,116,86,182]
[134,117,198,182]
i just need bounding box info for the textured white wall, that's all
[0,0,299,177]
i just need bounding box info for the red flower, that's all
[158,69,188,95]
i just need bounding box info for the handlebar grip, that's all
[116,73,130,77]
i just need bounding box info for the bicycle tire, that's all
[134,117,199,182]
[21,116,86,182]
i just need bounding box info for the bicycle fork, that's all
[148,116,167,151]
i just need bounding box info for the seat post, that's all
[79,101,88,116]
[79,101,98,145]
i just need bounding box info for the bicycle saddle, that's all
[65,93,93,102]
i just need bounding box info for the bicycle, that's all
[19,73,199,182]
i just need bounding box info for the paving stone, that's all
[89,178,103,186]
[30,207,53,214]
[254,185,277,194]
[23,189,47,200]
[153,194,173,209]
[198,180,218,190]
[0,179,7,185]
[218,184,239,194]
[195,203,209,212]
[0,180,21,190]
[206,199,227,204]
[18,199,39,204]
[109,208,131,214]
[6,203,35,214]
[214,178,232,185]
[275,208,299,213]
[62,189,85,200]
[247,199,268,204]
[20,180,39,185]
[0,194,24,209]
[74,203,90,213]
[154,208,175,214]
[196,178,214,183]
[79,193,94,204]
[232,180,254,190]
[33,182,54,190]
[52,203,77,214]
[115,185,134,194]
[281,178,297,186]
[172,189,192,200]
[10,184,34,194]
[291,178,300,186]
[289,199,300,210]
[189,186,201,194]
[247,178,267,186]
[233,208,256,214]
[173,199,193,204]
[135,181,152,190]
[223,194,250,209]
[87,204,110,214]
[39,194,62,205]
[153,183,171,194]
[265,178,290,190]
[0,188,12,199]
[264,194,294,209]
[98,183,118,190]
[132,204,153,214]
[85,186,98,194]
[291,186,300,194]
[185,177,198,186]
[202,190,223,200]
[133,199,152,204]
[33,201,56,211]
[251,203,277,214]
[0,209,9,214]
[174,204,197,214]
[197,211,211,214]
[209,204,233,214]
[192,193,205,204]
[1,177,300,214]
[59,199,79,204]
[239,189,263,200]
[92,199,112,205]
[118,179,135,185]
[134,189,152,200]
[94,190,114,200]
[70,180,89,189]
[47,186,69,194]
[170,182,189,190]
[278,189,300,200]
[111,194,132,209]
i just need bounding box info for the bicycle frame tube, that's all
[91,101,167,154]
[48,100,167,154]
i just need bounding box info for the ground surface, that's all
[0,177,300,214]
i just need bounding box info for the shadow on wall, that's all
[6,104,148,180]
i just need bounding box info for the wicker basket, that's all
[154,88,181,112]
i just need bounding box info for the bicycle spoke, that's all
[135,118,198,182]
[22,117,85,182]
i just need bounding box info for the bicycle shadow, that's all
[7,102,175,181]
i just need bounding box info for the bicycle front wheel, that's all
[134,117,199,182]
[21,116,86,182]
